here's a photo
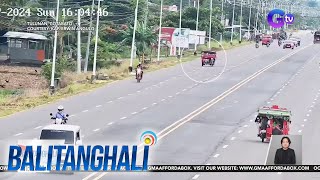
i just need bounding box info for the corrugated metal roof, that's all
[2,31,47,40]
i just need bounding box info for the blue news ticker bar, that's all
[1,165,320,172]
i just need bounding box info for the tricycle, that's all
[261,35,272,47]
[201,51,216,66]
[255,105,291,142]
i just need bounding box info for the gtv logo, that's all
[267,9,294,28]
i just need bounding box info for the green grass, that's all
[0,41,252,118]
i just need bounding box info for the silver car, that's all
[283,40,295,49]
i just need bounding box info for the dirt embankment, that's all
[0,65,47,90]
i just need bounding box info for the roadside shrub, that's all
[41,57,75,81]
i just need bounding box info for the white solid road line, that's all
[192,174,200,179]
[14,133,23,136]
[34,126,42,129]
[83,44,312,180]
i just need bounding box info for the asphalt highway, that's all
[0,30,318,180]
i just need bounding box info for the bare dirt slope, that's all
[0,65,47,90]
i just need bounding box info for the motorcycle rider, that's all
[53,105,68,123]
[136,62,143,79]
[278,38,282,46]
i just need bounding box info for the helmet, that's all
[58,105,64,111]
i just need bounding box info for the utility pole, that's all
[254,2,260,36]
[248,0,252,40]
[239,0,243,43]
[157,0,163,62]
[50,0,60,94]
[220,0,224,43]
[231,0,236,43]
[84,0,95,73]
[144,0,148,28]
[178,0,182,56]
[129,0,139,72]
[92,0,102,80]
[195,0,199,52]
[77,9,81,74]
[208,0,213,49]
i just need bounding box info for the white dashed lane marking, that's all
[131,112,137,115]
[120,117,127,120]
[213,154,220,158]
[238,130,243,133]
[161,99,166,101]
[118,97,124,99]
[14,133,23,136]
[107,101,113,103]
[93,129,100,132]
[243,125,248,128]
[142,107,148,110]
[231,137,236,140]
[304,119,307,122]
[34,126,42,129]
[192,174,200,179]
[222,145,229,149]
[82,110,89,112]
[152,103,157,105]
[298,130,302,133]
[176,92,180,95]
[96,105,102,108]
[107,122,113,125]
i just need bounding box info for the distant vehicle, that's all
[201,50,216,66]
[288,38,298,47]
[282,40,295,49]
[261,36,271,47]
[290,36,301,46]
[136,67,142,83]
[255,105,291,142]
[314,31,320,44]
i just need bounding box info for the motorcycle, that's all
[50,113,69,124]
[255,43,259,48]
[136,67,142,83]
